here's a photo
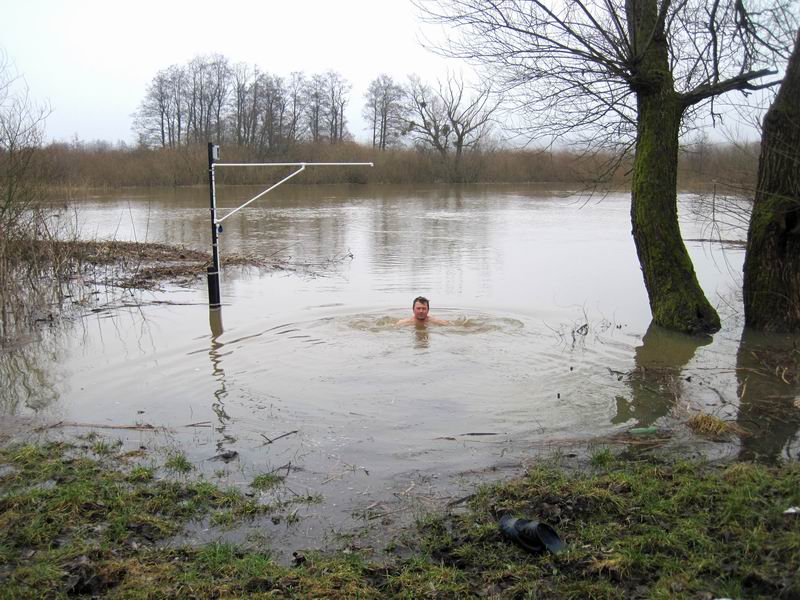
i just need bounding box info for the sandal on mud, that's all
[499,514,566,555]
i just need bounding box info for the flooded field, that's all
[3,183,799,555]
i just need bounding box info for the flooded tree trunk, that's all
[742,31,800,332]
[628,0,721,334]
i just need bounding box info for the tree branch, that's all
[682,68,779,106]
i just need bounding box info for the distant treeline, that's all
[30,52,758,191]
[99,53,758,192]
[33,139,758,190]
[129,54,496,156]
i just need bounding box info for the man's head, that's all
[412,296,430,321]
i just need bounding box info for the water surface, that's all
[4,183,799,552]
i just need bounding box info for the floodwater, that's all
[3,183,799,553]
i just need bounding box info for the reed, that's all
[30,140,757,189]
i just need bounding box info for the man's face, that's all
[413,301,429,321]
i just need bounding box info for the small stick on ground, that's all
[260,430,299,445]
[35,421,170,432]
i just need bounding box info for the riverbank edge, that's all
[1,435,797,599]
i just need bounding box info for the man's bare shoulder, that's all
[427,317,450,325]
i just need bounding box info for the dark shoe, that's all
[499,514,566,555]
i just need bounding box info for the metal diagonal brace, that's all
[214,162,374,225]
[205,150,373,310]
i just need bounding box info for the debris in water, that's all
[629,426,658,435]
[686,414,747,439]
[209,450,239,462]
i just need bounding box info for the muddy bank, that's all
[1,436,797,599]
[9,239,298,289]
[1,238,351,346]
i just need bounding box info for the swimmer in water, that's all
[396,296,450,325]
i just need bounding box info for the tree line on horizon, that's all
[131,53,499,163]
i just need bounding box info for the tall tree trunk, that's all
[742,30,800,332]
[628,0,720,334]
[631,93,720,333]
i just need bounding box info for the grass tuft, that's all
[590,446,614,468]
[251,473,284,490]
[164,451,193,474]
[687,413,748,438]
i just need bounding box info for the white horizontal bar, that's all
[216,165,306,224]
[214,162,374,167]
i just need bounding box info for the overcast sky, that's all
[2,0,770,147]
[0,0,457,144]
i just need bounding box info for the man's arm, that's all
[427,317,450,325]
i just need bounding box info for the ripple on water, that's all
[178,307,645,447]
[345,312,524,334]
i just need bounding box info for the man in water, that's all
[397,296,450,325]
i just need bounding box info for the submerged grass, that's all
[1,440,798,598]
[687,413,749,439]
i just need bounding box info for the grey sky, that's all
[0,0,455,144]
[1,0,770,147]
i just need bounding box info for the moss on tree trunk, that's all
[628,2,721,335]
[743,31,800,332]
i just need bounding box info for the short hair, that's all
[412,296,429,308]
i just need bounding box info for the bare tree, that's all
[167,65,186,147]
[132,69,172,148]
[0,54,49,241]
[405,73,498,165]
[363,74,407,149]
[305,73,327,143]
[418,0,797,333]
[231,62,257,147]
[180,54,232,144]
[743,29,800,331]
[406,74,451,155]
[324,70,351,143]
[208,54,231,142]
[0,53,56,343]
[285,71,307,145]
[439,73,497,158]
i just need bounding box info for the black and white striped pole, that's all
[207,142,221,308]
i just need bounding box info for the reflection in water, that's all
[736,330,800,462]
[0,333,61,415]
[412,322,430,349]
[613,323,712,427]
[208,308,235,452]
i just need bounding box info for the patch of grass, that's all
[126,465,154,483]
[3,440,799,598]
[297,492,323,505]
[590,446,614,468]
[687,413,748,439]
[164,451,193,474]
[0,441,284,598]
[91,438,122,456]
[251,472,284,490]
[407,458,800,598]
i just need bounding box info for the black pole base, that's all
[207,265,221,308]
[209,306,224,337]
